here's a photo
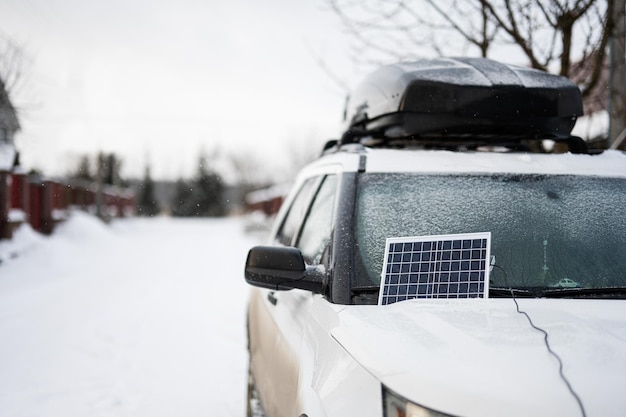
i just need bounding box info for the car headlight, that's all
[383,386,456,417]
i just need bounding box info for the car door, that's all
[248,174,337,417]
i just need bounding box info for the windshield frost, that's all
[355,173,626,290]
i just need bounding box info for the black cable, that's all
[492,264,587,417]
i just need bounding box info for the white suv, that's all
[244,58,626,417]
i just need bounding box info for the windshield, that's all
[354,173,626,293]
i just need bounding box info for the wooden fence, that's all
[0,170,135,239]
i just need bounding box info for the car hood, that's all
[330,298,626,417]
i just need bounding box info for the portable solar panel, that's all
[378,232,491,305]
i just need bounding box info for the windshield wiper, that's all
[491,286,626,299]
[355,286,538,298]
[539,287,626,299]
[489,287,534,298]
[353,286,626,301]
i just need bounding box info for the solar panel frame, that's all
[378,232,491,305]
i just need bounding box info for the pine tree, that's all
[195,155,225,217]
[171,179,197,217]
[74,155,94,182]
[136,165,160,217]
[99,152,123,186]
[170,153,226,217]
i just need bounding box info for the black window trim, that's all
[273,176,324,247]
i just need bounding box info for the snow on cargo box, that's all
[342,57,583,147]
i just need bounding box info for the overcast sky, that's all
[1,0,359,181]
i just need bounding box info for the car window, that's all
[275,177,318,246]
[355,173,626,290]
[297,175,337,264]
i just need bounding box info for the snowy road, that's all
[0,214,264,417]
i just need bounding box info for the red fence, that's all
[0,170,135,239]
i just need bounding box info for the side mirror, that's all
[244,246,325,294]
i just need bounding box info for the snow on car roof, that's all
[360,149,626,177]
[303,148,626,182]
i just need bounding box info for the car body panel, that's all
[248,287,307,417]
[298,295,383,416]
[250,287,384,417]
[330,298,626,417]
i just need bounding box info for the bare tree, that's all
[327,0,508,64]
[279,133,328,182]
[227,150,273,192]
[0,34,29,106]
[484,0,610,97]
[328,0,613,108]
[608,0,625,149]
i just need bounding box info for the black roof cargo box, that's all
[343,58,583,144]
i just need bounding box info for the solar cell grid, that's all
[378,232,491,305]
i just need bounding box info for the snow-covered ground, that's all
[0,212,266,417]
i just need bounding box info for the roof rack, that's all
[340,57,587,153]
